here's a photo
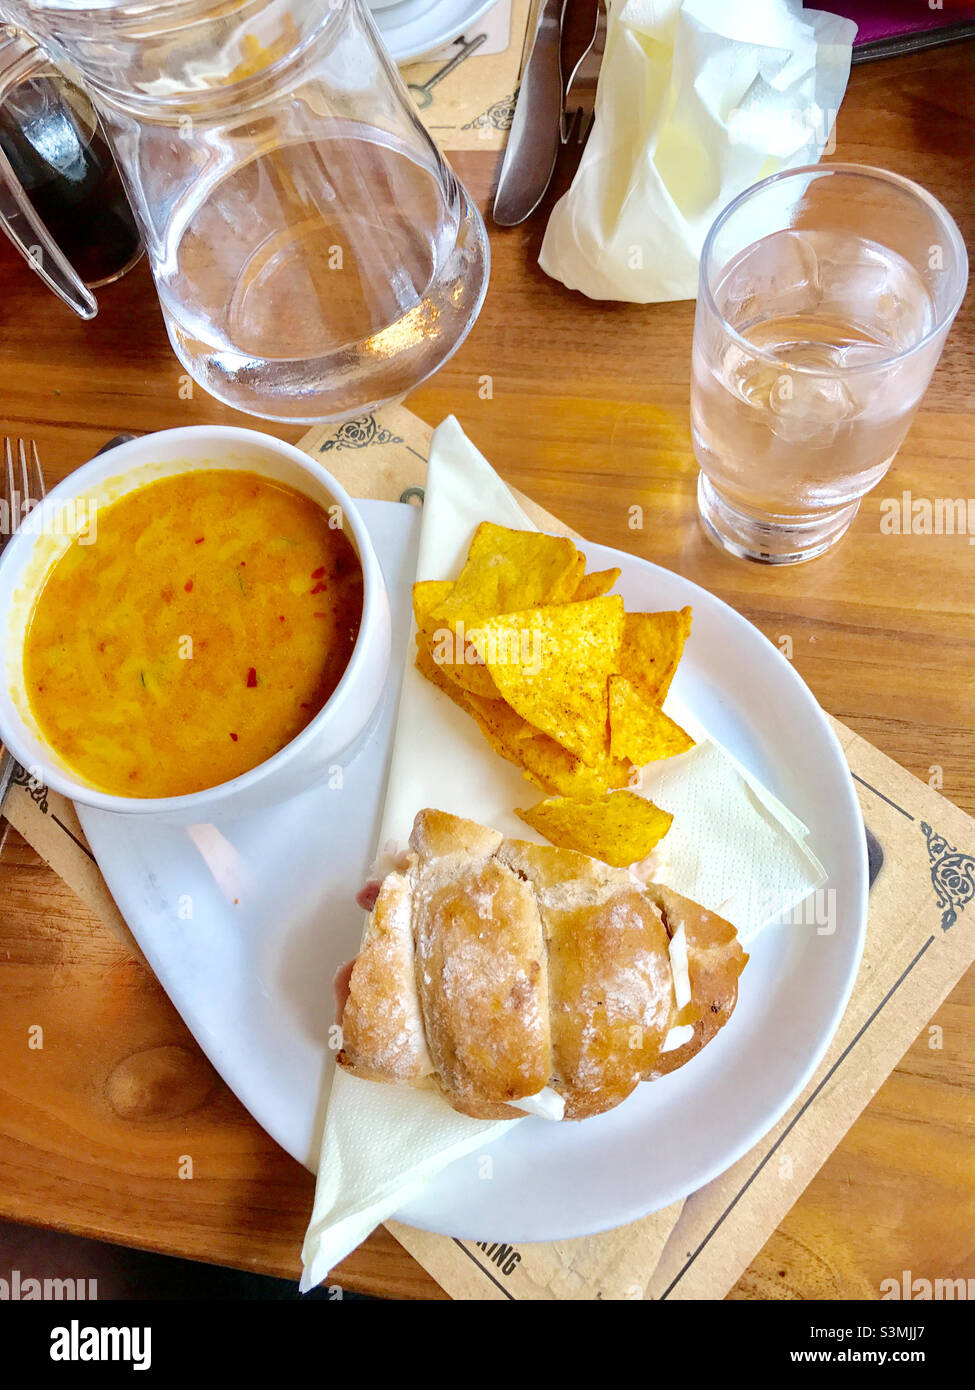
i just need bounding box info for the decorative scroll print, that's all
[461,91,517,132]
[921,821,975,931]
[319,415,404,453]
[11,763,49,815]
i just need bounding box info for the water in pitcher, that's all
[154,128,476,420]
[691,228,937,518]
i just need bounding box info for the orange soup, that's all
[24,469,363,797]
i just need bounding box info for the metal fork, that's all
[0,438,47,857]
[562,0,608,146]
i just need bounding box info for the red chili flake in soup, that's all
[23,470,363,799]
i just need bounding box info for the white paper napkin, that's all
[300,415,826,1286]
[299,1071,514,1291]
[539,0,857,302]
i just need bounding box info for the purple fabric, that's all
[820,0,975,45]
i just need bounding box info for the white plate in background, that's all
[374,0,500,63]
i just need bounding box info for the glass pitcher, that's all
[0,0,490,421]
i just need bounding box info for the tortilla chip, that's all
[608,675,695,764]
[467,690,533,745]
[415,535,695,804]
[573,567,620,602]
[619,607,692,705]
[515,791,673,868]
[433,523,582,623]
[417,642,631,796]
[469,688,631,796]
[415,643,473,713]
[417,643,527,764]
[517,730,632,798]
[481,596,624,766]
[427,622,500,698]
[412,580,454,625]
[413,581,455,663]
[414,580,499,698]
[419,527,583,700]
[416,647,523,760]
[466,686,629,795]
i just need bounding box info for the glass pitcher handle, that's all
[0,28,97,319]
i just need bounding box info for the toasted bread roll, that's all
[337,869,433,1086]
[496,840,676,1118]
[336,810,747,1120]
[642,882,748,1077]
[411,813,550,1120]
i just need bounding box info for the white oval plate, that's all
[77,502,867,1244]
[376,0,500,63]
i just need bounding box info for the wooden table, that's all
[1,39,973,1301]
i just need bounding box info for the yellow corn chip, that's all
[608,675,695,764]
[415,643,473,712]
[413,579,499,698]
[573,567,620,602]
[466,690,534,745]
[415,529,695,816]
[468,689,632,796]
[428,623,500,698]
[433,523,582,623]
[415,648,521,761]
[417,644,526,758]
[518,736,632,797]
[466,685,630,795]
[515,791,673,868]
[481,596,624,766]
[412,580,454,624]
[619,607,692,705]
[416,645,631,796]
[417,525,583,701]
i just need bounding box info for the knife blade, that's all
[492,0,565,226]
[0,748,16,860]
[0,749,13,810]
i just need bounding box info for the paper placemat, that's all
[6,402,974,1301]
[402,0,530,150]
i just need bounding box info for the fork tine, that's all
[30,439,45,500]
[17,439,30,520]
[578,109,596,147]
[0,438,45,540]
[3,438,14,538]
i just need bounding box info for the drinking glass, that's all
[691,164,968,564]
[0,0,490,422]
